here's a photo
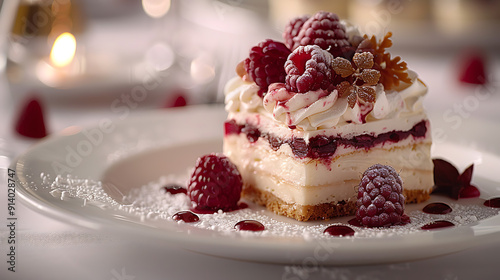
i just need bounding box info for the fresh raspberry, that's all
[356,164,409,227]
[14,96,48,139]
[187,154,243,211]
[458,52,487,85]
[244,39,291,97]
[293,11,350,57]
[283,15,310,50]
[163,89,187,108]
[285,45,334,93]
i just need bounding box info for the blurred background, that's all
[0,2,499,279]
[0,0,499,139]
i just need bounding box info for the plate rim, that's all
[10,105,500,265]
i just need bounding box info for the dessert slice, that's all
[223,11,433,221]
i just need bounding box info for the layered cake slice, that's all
[223,11,433,221]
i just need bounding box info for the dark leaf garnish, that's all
[458,164,474,187]
[432,158,478,199]
[433,159,460,189]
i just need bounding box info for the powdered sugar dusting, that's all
[42,173,500,240]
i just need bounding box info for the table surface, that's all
[1,18,500,280]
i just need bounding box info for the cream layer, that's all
[223,134,433,205]
[227,110,430,145]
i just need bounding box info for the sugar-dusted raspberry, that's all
[244,39,291,97]
[356,164,409,227]
[187,154,243,211]
[293,11,350,57]
[283,15,310,50]
[285,45,334,93]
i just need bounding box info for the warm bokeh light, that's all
[50,32,76,67]
[145,43,175,71]
[190,54,215,84]
[142,0,171,18]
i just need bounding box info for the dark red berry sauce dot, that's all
[484,197,500,208]
[234,220,265,232]
[422,202,452,214]
[172,211,199,223]
[324,225,355,237]
[421,220,455,230]
[162,184,187,195]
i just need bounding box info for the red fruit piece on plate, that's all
[355,164,409,228]
[187,153,243,212]
[459,185,480,199]
[164,90,187,108]
[14,96,48,139]
[458,52,487,85]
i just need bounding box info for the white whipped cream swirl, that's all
[224,76,261,113]
[224,70,427,131]
[263,83,349,130]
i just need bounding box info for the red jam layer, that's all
[224,119,428,159]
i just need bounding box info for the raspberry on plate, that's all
[285,45,334,93]
[187,154,243,211]
[356,164,409,227]
[293,11,350,57]
[244,39,291,97]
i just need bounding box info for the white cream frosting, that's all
[225,68,427,132]
[262,83,349,130]
[224,76,261,113]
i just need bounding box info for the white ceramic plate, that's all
[12,105,500,265]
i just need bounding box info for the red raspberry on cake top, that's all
[285,45,334,93]
[187,154,243,212]
[244,39,291,97]
[356,164,409,227]
[283,15,310,50]
[292,11,350,58]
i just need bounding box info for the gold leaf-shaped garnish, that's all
[353,52,374,70]
[357,86,376,103]
[360,69,381,85]
[356,38,374,51]
[362,32,411,90]
[337,81,352,97]
[347,88,358,108]
[332,57,355,78]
